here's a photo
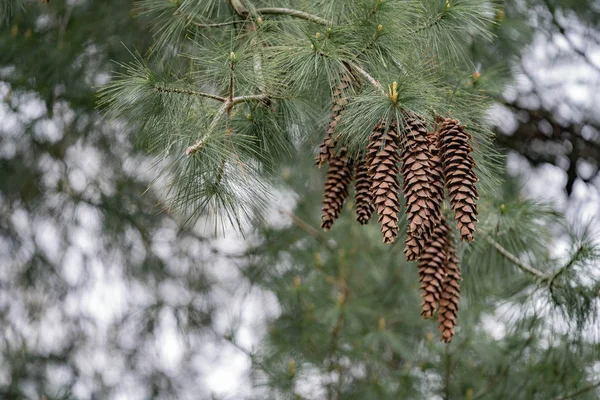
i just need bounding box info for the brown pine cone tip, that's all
[437,234,461,343]
[354,158,374,225]
[367,121,401,244]
[418,217,451,319]
[438,118,479,242]
[315,74,354,168]
[401,116,443,260]
[321,153,354,231]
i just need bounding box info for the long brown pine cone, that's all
[437,118,478,241]
[402,116,443,261]
[427,130,445,204]
[437,232,461,343]
[315,74,354,168]
[418,217,451,319]
[354,158,374,225]
[366,121,401,244]
[321,153,354,231]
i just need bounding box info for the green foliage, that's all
[243,155,600,399]
[2,0,600,399]
[100,0,502,232]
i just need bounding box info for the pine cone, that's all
[321,153,354,231]
[438,118,478,242]
[315,74,353,167]
[428,130,445,205]
[354,158,374,225]
[437,233,461,343]
[401,116,442,260]
[367,121,401,244]
[418,217,451,319]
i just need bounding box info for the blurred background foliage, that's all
[0,0,599,399]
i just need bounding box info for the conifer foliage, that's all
[99,0,499,342]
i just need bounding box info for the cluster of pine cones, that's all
[316,75,478,343]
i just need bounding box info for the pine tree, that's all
[4,0,600,399]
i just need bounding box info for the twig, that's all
[192,20,240,28]
[444,349,451,400]
[231,93,269,105]
[185,94,269,155]
[346,61,385,94]
[154,85,226,102]
[473,363,511,399]
[553,381,600,400]
[256,7,331,26]
[186,101,229,155]
[227,1,330,25]
[547,245,584,290]
[486,237,550,280]
[278,209,328,242]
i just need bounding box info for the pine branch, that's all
[279,209,327,242]
[547,245,584,290]
[256,8,331,26]
[227,0,331,25]
[191,20,241,28]
[444,349,451,400]
[553,381,600,400]
[346,61,385,94]
[154,85,226,102]
[473,363,511,400]
[486,237,550,280]
[185,94,269,155]
[232,94,269,105]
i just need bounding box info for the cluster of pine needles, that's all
[317,74,479,343]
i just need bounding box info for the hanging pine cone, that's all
[437,117,478,242]
[401,116,442,261]
[315,74,354,168]
[417,217,451,319]
[321,152,354,231]
[437,233,461,343]
[366,121,401,244]
[428,130,445,205]
[354,158,374,225]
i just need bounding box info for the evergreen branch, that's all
[191,20,241,28]
[553,381,600,400]
[346,61,385,94]
[227,0,331,26]
[228,0,250,16]
[173,8,242,28]
[154,85,226,102]
[185,94,269,155]
[473,363,511,399]
[547,245,584,291]
[330,283,347,354]
[221,333,276,379]
[231,94,269,105]
[255,8,331,26]
[279,209,328,242]
[444,350,451,400]
[486,237,550,280]
[186,101,229,156]
[413,14,445,34]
